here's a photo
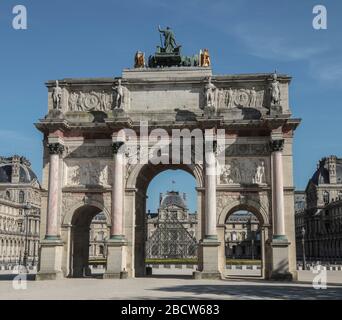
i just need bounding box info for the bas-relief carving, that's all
[219,158,269,185]
[67,90,113,112]
[61,193,111,223]
[216,191,271,222]
[65,145,112,158]
[65,160,112,187]
[203,82,266,110]
[224,143,270,157]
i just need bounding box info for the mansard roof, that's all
[0,156,38,184]
[310,156,342,186]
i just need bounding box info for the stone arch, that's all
[218,198,270,226]
[126,162,204,189]
[125,161,204,277]
[62,199,111,227]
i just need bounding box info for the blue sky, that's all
[0,0,341,212]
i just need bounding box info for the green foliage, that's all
[145,258,197,265]
[226,259,261,265]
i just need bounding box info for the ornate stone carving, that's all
[66,160,112,187]
[225,143,270,156]
[47,143,64,155]
[112,141,125,155]
[112,79,127,109]
[200,49,211,67]
[134,51,145,68]
[67,90,112,112]
[52,81,63,110]
[207,87,265,109]
[270,139,284,152]
[269,72,281,106]
[219,158,268,185]
[204,76,217,108]
[216,191,270,224]
[65,145,112,158]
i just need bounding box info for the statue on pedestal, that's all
[134,51,145,68]
[269,72,281,106]
[52,80,63,110]
[204,76,217,108]
[112,79,125,109]
[158,25,178,54]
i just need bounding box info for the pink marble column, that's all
[111,141,125,239]
[270,139,286,238]
[46,143,64,239]
[205,141,218,240]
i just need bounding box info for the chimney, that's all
[328,155,337,184]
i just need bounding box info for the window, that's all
[323,191,329,204]
[19,191,25,203]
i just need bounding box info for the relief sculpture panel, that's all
[64,160,112,187]
[219,158,269,185]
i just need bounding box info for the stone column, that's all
[104,140,128,279]
[46,143,64,239]
[269,139,292,280]
[270,139,286,239]
[205,146,218,240]
[36,142,64,280]
[194,138,221,280]
[110,141,125,239]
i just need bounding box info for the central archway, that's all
[125,163,204,277]
[70,205,105,278]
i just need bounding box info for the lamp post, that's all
[23,203,31,269]
[301,227,306,270]
[251,231,255,260]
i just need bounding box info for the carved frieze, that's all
[224,143,270,157]
[67,90,113,112]
[65,160,112,187]
[219,158,269,185]
[214,87,265,109]
[65,145,112,158]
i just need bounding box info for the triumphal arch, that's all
[35,27,300,280]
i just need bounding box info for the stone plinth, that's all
[270,238,293,281]
[103,238,128,279]
[194,239,221,280]
[36,239,64,280]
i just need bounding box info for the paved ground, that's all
[0,272,342,300]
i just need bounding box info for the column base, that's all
[197,238,222,279]
[35,271,64,281]
[192,271,222,280]
[103,238,128,279]
[36,238,64,281]
[270,237,292,281]
[103,271,128,279]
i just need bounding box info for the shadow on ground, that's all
[0,274,36,281]
[146,282,342,300]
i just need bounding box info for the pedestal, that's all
[193,239,221,280]
[36,239,64,280]
[103,238,128,279]
[270,237,293,281]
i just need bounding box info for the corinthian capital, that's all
[112,141,125,155]
[269,139,284,152]
[47,143,65,155]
